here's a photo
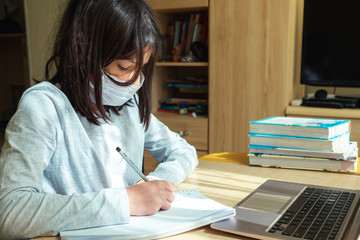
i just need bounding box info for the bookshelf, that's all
[143,0,300,174]
[146,0,208,11]
[144,0,209,172]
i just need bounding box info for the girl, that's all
[0,0,198,239]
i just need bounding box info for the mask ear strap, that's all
[102,70,110,77]
[139,72,145,86]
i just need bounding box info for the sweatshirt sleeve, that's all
[144,114,199,185]
[0,89,130,240]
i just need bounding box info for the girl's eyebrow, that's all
[116,55,136,61]
[119,58,136,64]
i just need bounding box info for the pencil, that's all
[116,147,149,182]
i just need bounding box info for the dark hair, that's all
[46,0,160,129]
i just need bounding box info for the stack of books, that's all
[158,76,208,116]
[248,116,358,172]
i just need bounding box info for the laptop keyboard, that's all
[269,187,356,240]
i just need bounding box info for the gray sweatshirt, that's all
[0,82,198,239]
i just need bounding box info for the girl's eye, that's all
[117,64,130,71]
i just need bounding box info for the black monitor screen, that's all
[300,0,360,87]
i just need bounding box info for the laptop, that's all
[211,179,360,240]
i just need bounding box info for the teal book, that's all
[249,141,358,160]
[249,116,351,139]
[249,132,350,152]
[248,152,358,172]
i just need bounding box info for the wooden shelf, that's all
[0,33,26,39]
[156,62,208,67]
[286,106,360,119]
[155,111,207,119]
[146,0,208,12]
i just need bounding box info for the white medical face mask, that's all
[90,72,145,106]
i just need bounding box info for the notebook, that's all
[211,180,360,240]
[61,189,235,240]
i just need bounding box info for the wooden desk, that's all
[34,153,360,240]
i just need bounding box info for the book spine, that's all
[185,14,195,55]
[173,21,182,49]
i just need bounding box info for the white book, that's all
[173,21,183,48]
[249,132,350,152]
[248,153,358,172]
[61,189,235,240]
[249,116,351,139]
[249,141,358,160]
[191,23,204,43]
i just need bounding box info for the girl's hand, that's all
[126,180,176,216]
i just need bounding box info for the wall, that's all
[24,0,67,85]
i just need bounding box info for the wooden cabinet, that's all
[156,113,208,151]
[208,0,299,153]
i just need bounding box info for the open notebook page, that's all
[60,189,235,240]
